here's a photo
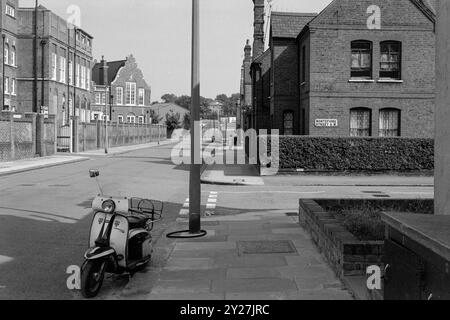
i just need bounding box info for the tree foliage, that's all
[165,112,181,132]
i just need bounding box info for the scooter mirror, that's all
[89,169,100,178]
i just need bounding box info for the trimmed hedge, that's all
[262,136,434,171]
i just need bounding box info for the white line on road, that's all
[211,191,326,195]
[0,255,13,265]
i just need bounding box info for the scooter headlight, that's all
[101,200,115,213]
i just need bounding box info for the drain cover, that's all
[285,212,298,217]
[237,241,297,255]
[373,194,391,198]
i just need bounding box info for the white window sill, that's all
[349,79,375,83]
[377,79,404,83]
[300,82,306,87]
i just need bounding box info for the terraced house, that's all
[246,0,436,138]
[92,54,152,124]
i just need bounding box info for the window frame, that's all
[380,41,402,80]
[379,108,401,137]
[5,4,15,18]
[351,40,373,80]
[138,88,145,106]
[116,87,124,105]
[350,107,372,137]
[117,115,124,123]
[4,43,9,65]
[126,82,137,105]
[10,45,15,66]
[283,110,294,136]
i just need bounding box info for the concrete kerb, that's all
[0,156,90,177]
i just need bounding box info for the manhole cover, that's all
[285,212,298,217]
[237,241,297,255]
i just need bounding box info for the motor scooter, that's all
[80,169,163,298]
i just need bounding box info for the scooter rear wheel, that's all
[81,260,106,298]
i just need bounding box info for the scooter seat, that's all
[127,216,148,229]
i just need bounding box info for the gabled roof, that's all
[92,59,127,85]
[270,12,317,38]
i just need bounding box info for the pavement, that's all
[201,163,434,187]
[0,138,434,300]
[0,155,89,177]
[75,139,175,157]
[106,210,353,300]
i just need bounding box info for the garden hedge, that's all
[260,136,434,171]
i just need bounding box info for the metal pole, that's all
[33,0,38,113]
[104,86,109,154]
[189,0,201,234]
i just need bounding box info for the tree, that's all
[165,112,181,132]
[161,93,178,103]
[149,109,163,124]
[215,93,239,117]
[175,95,191,110]
[182,113,191,130]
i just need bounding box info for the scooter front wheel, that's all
[81,260,106,298]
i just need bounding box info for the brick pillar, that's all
[9,113,15,160]
[436,0,450,215]
[25,113,37,156]
[36,114,45,157]
[72,116,79,153]
[96,120,101,149]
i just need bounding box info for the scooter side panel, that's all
[110,215,129,269]
[89,212,111,247]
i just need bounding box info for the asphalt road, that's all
[0,144,188,300]
[0,142,434,300]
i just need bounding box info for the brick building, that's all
[92,54,152,124]
[1,0,19,112]
[247,0,436,138]
[16,5,93,126]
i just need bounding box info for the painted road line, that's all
[213,191,326,195]
[0,255,13,265]
[205,191,218,217]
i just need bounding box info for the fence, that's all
[0,112,56,162]
[75,118,167,153]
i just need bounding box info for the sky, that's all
[19,0,332,101]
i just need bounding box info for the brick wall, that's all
[299,0,436,138]
[272,38,300,134]
[0,112,56,161]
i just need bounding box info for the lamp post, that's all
[189,0,201,234]
[104,86,109,154]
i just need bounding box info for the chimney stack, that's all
[244,39,252,61]
[99,56,109,86]
[252,0,265,58]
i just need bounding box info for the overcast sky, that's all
[19,0,332,101]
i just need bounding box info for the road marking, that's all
[0,207,80,224]
[212,191,326,195]
[205,191,217,216]
[0,255,13,266]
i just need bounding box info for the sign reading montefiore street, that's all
[315,119,338,127]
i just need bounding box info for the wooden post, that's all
[435,0,450,215]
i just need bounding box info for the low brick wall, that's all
[0,112,56,162]
[299,199,384,278]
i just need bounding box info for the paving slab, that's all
[211,278,298,293]
[165,258,214,271]
[151,279,212,295]
[226,268,283,279]
[212,255,288,268]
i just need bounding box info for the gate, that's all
[57,124,71,152]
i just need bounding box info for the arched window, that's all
[118,115,124,123]
[380,41,401,80]
[4,43,9,65]
[283,110,294,135]
[379,108,401,137]
[350,108,372,137]
[351,40,372,79]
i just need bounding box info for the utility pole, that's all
[104,86,109,154]
[33,0,38,113]
[189,0,201,234]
